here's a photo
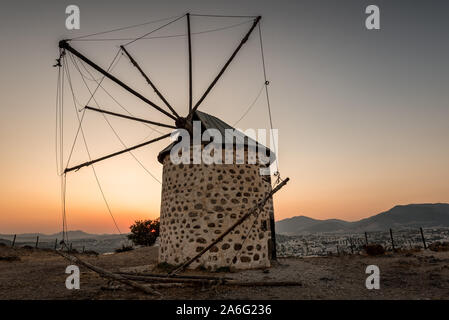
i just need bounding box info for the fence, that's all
[1,234,74,251]
[276,227,449,258]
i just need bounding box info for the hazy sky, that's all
[0,0,448,234]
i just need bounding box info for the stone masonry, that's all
[158,146,274,270]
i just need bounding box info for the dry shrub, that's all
[428,241,449,252]
[0,256,20,262]
[364,244,385,256]
[156,262,177,273]
[115,245,134,253]
[83,250,99,256]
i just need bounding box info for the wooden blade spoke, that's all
[64,133,171,173]
[85,106,176,129]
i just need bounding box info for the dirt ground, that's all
[0,244,448,300]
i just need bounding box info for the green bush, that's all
[127,218,160,246]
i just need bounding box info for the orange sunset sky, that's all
[0,0,448,234]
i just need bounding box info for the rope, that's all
[64,49,122,169]
[71,19,253,42]
[123,14,186,47]
[69,54,163,184]
[56,55,69,245]
[226,23,282,265]
[73,54,166,135]
[69,15,182,40]
[55,62,62,175]
[63,57,125,238]
[258,23,280,177]
[232,83,265,127]
[62,173,68,244]
[190,14,258,18]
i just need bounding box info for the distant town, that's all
[276,227,449,257]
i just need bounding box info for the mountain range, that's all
[275,203,449,235]
[0,230,126,241]
[2,203,449,242]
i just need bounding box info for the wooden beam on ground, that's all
[55,250,162,297]
[118,271,232,281]
[122,273,302,287]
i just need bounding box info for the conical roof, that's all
[157,110,275,164]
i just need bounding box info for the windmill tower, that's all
[158,110,276,270]
[56,14,284,271]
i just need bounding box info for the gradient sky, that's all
[0,0,448,234]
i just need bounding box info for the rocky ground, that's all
[0,244,448,300]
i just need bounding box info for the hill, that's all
[276,203,449,235]
[0,231,129,253]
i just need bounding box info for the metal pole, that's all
[54,238,58,250]
[187,13,193,113]
[59,40,177,121]
[420,227,427,249]
[35,236,39,248]
[12,234,16,248]
[389,228,395,251]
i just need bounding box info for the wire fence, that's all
[276,227,449,257]
[0,234,129,254]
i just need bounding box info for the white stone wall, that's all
[158,147,274,270]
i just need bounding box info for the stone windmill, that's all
[56,13,288,271]
[157,110,277,270]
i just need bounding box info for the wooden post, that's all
[389,228,395,251]
[420,227,427,249]
[54,238,58,250]
[364,232,368,246]
[35,236,39,248]
[349,238,354,254]
[336,245,339,256]
[12,234,16,248]
[69,243,72,252]
[170,177,289,275]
